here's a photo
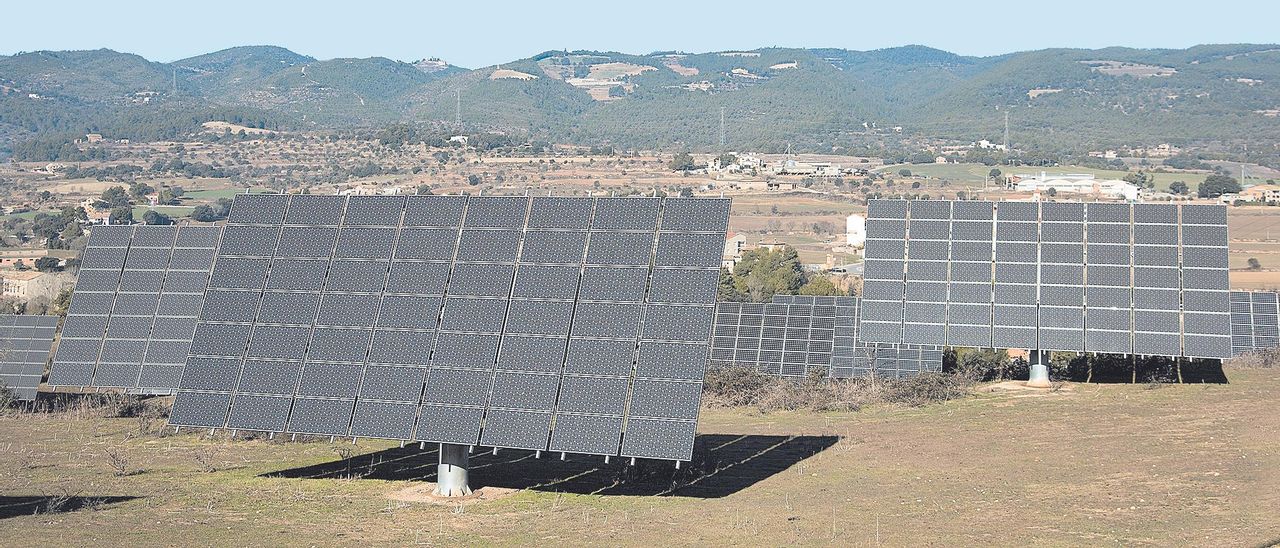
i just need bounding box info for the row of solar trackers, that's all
[0,315,59,400]
[40,194,730,463]
[708,295,943,379]
[1230,290,1280,356]
[859,200,1232,359]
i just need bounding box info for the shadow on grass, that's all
[0,495,140,519]
[262,434,839,498]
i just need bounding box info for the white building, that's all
[722,232,747,269]
[1011,172,1140,201]
[846,214,866,247]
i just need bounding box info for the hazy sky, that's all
[3,0,1277,68]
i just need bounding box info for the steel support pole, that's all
[1027,349,1051,388]
[434,443,473,497]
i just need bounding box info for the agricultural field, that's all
[2,367,1277,546]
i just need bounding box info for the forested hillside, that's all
[1,44,1278,161]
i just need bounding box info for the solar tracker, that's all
[1229,290,1280,356]
[169,194,728,463]
[0,315,59,400]
[48,224,222,393]
[859,199,1232,360]
[709,295,942,379]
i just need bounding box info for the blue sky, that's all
[3,0,1277,68]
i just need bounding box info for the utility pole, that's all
[719,107,726,152]
[455,89,461,127]
[1003,111,1009,150]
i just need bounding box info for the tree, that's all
[417,184,433,195]
[1123,171,1154,189]
[466,174,483,186]
[109,207,134,225]
[1198,174,1241,198]
[1169,180,1189,195]
[730,246,805,301]
[1248,257,1262,270]
[798,276,841,296]
[156,189,179,205]
[191,205,219,222]
[988,168,1002,182]
[13,260,28,271]
[669,151,697,172]
[898,169,912,177]
[100,186,131,208]
[129,182,155,200]
[142,210,172,225]
[716,153,737,168]
[1046,187,1057,197]
[34,257,60,272]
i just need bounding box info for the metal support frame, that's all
[1027,349,1051,388]
[434,443,473,497]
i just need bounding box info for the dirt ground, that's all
[2,367,1277,546]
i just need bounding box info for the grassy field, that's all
[885,163,1214,192]
[3,368,1278,546]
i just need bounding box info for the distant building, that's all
[448,135,469,145]
[1238,185,1280,203]
[0,271,62,299]
[84,133,103,144]
[722,232,747,269]
[846,214,866,247]
[1010,172,1139,201]
[975,139,1008,151]
[0,249,71,269]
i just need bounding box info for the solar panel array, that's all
[860,200,1231,359]
[1229,291,1280,356]
[48,225,221,393]
[708,295,942,378]
[168,194,728,462]
[0,315,58,400]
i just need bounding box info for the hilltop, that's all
[1,44,1278,159]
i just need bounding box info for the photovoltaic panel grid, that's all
[0,315,58,400]
[1229,291,1280,356]
[47,224,222,393]
[859,200,1231,359]
[708,295,942,379]
[168,194,729,462]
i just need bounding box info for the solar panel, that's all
[1229,290,1280,356]
[0,315,59,400]
[48,225,222,394]
[859,199,1231,360]
[169,195,728,463]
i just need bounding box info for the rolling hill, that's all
[1,44,1278,159]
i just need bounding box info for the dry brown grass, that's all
[702,365,974,413]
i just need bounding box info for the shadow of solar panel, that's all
[289,398,355,435]
[415,405,484,444]
[550,414,623,455]
[528,197,594,230]
[572,302,642,338]
[236,359,301,395]
[382,261,447,295]
[520,231,588,264]
[209,257,270,289]
[431,332,500,368]
[359,365,425,402]
[564,338,635,377]
[368,330,435,366]
[344,196,405,226]
[88,225,134,247]
[992,327,1035,349]
[868,199,908,219]
[422,368,492,406]
[463,196,528,228]
[513,265,582,300]
[200,290,261,322]
[351,401,416,439]
[456,229,522,262]
[446,263,515,297]
[480,409,552,450]
[404,195,466,227]
[307,328,371,363]
[169,391,231,427]
[246,325,310,360]
[226,394,292,431]
[275,226,337,258]
[316,294,380,327]
[1084,330,1130,354]
[621,418,696,461]
[296,363,363,396]
[866,219,906,240]
[643,305,713,342]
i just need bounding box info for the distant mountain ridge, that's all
[1,44,1278,156]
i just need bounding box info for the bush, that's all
[702,365,974,412]
[1231,347,1280,368]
